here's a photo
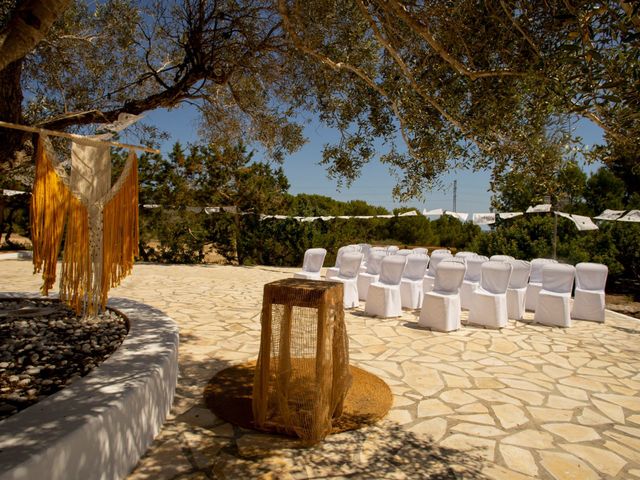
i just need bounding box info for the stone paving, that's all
[2,259,640,479]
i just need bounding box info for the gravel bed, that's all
[0,298,128,421]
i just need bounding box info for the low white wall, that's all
[0,294,179,480]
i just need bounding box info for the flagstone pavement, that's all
[2,260,640,479]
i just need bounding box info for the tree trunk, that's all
[0,58,33,173]
[0,0,72,72]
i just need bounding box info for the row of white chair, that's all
[293,247,608,328]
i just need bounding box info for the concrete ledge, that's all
[0,294,179,480]
[0,251,32,261]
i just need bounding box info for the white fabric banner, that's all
[423,208,444,216]
[444,211,469,221]
[398,210,419,217]
[1,189,28,196]
[204,207,221,214]
[571,214,599,231]
[499,212,523,219]
[473,213,496,225]
[320,216,334,221]
[594,209,626,220]
[526,204,552,213]
[618,210,640,222]
[376,214,394,218]
[556,211,599,231]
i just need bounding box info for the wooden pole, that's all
[0,120,160,154]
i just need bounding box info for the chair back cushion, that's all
[455,251,476,258]
[365,251,385,274]
[530,258,558,283]
[338,252,363,279]
[541,263,576,294]
[403,254,429,280]
[334,245,356,267]
[464,255,488,282]
[575,262,608,291]
[397,249,413,256]
[508,260,531,289]
[480,261,513,294]
[434,260,466,293]
[427,251,453,276]
[490,254,515,262]
[432,248,451,255]
[412,247,428,255]
[379,255,407,285]
[303,248,327,273]
[386,245,399,255]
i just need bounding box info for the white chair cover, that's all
[525,258,558,311]
[455,251,476,258]
[365,255,407,317]
[460,255,488,310]
[490,254,515,262]
[534,263,576,327]
[506,260,531,320]
[419,260,466,331]
[432,248,451,255]
[293,248,327,280]
[332,252,364,308]
[400,254,429,309]
[423,251,452,293]
[468,261,513,328]
[326,245,357,279]
[397,249,413,256]
[571,262,608,322]
[412,247,428,255]
[386,245,399,255]
[357,251,385,301]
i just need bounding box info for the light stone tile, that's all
[615,424,640,438]
[592,398,626,423]
[416,398,454,417]
[456,402,488,414]
[628,414,640,425]
[439,434,495,461]
[450,423,505,437]
[407,417,447,442]
[491,404,529,429]
[539,451,599,480]
[474,378,506,389]
[559,443,626,476]
[442,373,472,388]
[501,429,556,449]
[439,389,476,405]
[527,407,573,422]
[501,388,545,406]
[498,444,538,477]
[386,409,413,425]
[449,414,496,425]
[402,363,443,397]
[469,389,523,406]
[593,392,640,411]
[541,423,600,442]
[546,395,588,410]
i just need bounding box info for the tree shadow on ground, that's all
[132,345,488,480]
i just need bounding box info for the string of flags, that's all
[3,189,639,230]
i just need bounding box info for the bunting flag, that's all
[473,213,496,225]
[423,208,444,216]
[618,210,640,222]
[31,135,139,315]
[444,211,469,221]
[594,209,625,220]
[555,211,599,231]
[398,210,419,216]
[499,212,524,219]
[526,204,552,213]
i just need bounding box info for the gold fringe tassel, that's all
[30,136,70,296]
[101,152,139,310]
[59,196,92,315]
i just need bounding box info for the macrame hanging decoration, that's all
[31,134,139,315]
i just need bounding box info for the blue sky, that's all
[141,104,605,215]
